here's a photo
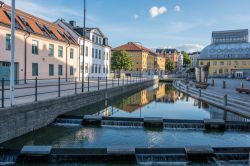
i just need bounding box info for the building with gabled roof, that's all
[57,19,111,79]
[0,1,79,82]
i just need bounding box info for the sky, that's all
[2,0,250,52]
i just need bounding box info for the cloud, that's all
[174,5,181,12]
[133,14,139,20]
[176,44,205,53]
[149,6,167,18]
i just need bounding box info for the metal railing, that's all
[0,76,148,108]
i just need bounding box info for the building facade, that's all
[156,48,179,69]
[113,42,160,76]
[177,53,183,70]
[0,2,79,82]
[155,54,166,76]
[57,19,111,79]
[188,52,200,67]
[198,29,250,78]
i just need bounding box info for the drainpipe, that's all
[66,42,70,82]
[78,43,81,81]
[24,31,30,84]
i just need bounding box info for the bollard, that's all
[241,82,244,88]
[35,77,38,102]
[1,78,4,108]
[211,79,214,87]
[186,85,189,93]
[75,77,77,94]
[224,94,228,106]
[82,77,84,92]
[58,77,61,97]
[223,80,226,89]
[88,77,90,92]
[199,89,201,97]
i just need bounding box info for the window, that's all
[92,48,94,58]
[234,61,238,65]
[99,50,101,59]
[91,64,94,73]
[99,64,101,73]
[92,35,95,41]
[95,64,97,73]
[99,38,101,45]
[103,66,106,73]
[95,49,98,58]
[5,34,11,50]
[219,69,223,74]
[49,44,54,56]
[49,64,54,76]
[32,63,38,76]
[95,36,98,43]
[32,40,39,55]
[220,61,224,66]
[18,16,33,32]
[85,63,88,73]
[58,65,63,76]
[70,48,74,59]
[70,66,74,76]
[80,45,83,56]
[58,46,63,57]
[213,61,217,66]
[85,46,88,57]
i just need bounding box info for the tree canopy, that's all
[166,56,174,73]
[111,50,132,71]
[182,51,191,67]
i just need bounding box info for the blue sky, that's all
[3,0,250,52]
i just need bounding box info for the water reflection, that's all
[92,83,248,121]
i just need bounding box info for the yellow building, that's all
[155,54,166,75]
[113,42,161,75]
[199,29,250,78]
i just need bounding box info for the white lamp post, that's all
[10,0,16,106]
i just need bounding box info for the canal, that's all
[1,83,250,165]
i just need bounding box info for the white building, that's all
[56,19,111,79]
[188,52,200,67]
[177,53,183,70]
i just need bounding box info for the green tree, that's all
[166,56,174,73]
[182,51,191,67]
[111,50,132,77]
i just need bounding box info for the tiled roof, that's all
[113,42,157,56]
[156,48,178,54]
[0,2,77,45]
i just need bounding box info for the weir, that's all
[101,120,144,128]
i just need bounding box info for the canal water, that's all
[1,83,250,165]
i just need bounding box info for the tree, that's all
[182,51,191,67]
[111,50,132,77]
[166,56,174,73]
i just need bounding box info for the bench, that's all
[236,88,250,94]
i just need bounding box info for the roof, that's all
[0,2,77,45]
[113,42,157,56]
[199,43,250,60]
[156,48,178,54]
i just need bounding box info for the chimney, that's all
[69,20,76,27]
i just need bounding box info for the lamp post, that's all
[10,0,16,106]
[81,0,86,81]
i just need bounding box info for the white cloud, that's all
[149,6,167,18]
[176,44,205,53]
[174,5,181,12]
[133,14,139,20]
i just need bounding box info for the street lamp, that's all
[81,0,86,80]
[10,0,16,106]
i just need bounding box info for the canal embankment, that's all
[173,81,250,119]
[0,79,154,144]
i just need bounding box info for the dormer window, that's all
[18,16,34,32]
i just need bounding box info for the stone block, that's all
[144,117,163,127]
[21,146,52,155]
[107,146,135,155]
[204,119,225,130]
[185,146,214,161]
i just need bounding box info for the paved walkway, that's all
[0,77,147,108]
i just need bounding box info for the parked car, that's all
[246,76,250,81]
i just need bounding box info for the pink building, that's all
[0,1,79,82]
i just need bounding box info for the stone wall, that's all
[0,80,154,143]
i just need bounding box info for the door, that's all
[0,62,18,84]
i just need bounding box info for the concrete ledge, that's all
[21,146,52,155]
[185,146,214,161]
[83,115,102,125]
[144,117,163,127]
[107,146,135,155]
[204,119,225,130]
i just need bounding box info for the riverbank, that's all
[173,81,250,119]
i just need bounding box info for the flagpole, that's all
[10,0,15,106]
